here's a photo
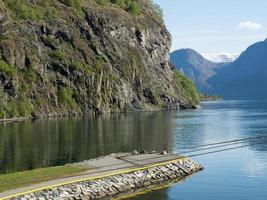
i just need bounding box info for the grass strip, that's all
[0,165,87,192]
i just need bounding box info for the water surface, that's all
[1,100,267,199]
[130,100,267,200]
[0,111,174,173]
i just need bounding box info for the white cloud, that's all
[238,21,263,30]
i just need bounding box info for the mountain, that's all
[208,39,267,98]
[202,53,238,63]
[0,0,199,119]
[170,48,223,93]
[171,40,267,98]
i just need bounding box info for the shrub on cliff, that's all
[147,0,163,18]
[97,0,141,15]
[60,0,83,14]
[111,0,126,8]
[96,0,110,6]
[3,0,46,20]
[58,87,77,109]
[0,59,16,76]
[127,1,140,15]
[3,0,84,19]
[60,0,81,7]
[49,50,66,61]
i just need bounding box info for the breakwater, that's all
[9,157,202,200]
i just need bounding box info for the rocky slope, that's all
[170,48,223,93]
[0,0,199,119]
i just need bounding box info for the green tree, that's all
[124,0,131,9]
[147,0,163,18]
[128,1,140,15]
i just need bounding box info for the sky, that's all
[154,0,267,55]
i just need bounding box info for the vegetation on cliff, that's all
[173,71,200,106]
[3,0,162,19]
[0,0,199,120]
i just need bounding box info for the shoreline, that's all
[0,105,199,124]
[0,153,203,200]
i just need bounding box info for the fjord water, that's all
[1,100,267,199]
[131,100,267,200]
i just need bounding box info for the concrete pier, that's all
[0,153,203,200]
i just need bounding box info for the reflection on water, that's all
[1,100,267,199]
[0,111,175,174]
[130,100,267,200]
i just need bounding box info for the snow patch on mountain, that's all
[202,53,239,63]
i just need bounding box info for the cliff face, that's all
[0,0,199,119]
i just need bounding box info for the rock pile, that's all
[14,158,203,200]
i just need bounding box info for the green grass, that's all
[0,165,87,192]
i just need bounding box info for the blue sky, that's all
[154,0,267,54]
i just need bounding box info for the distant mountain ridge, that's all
[170,48,223,93]
[208,39,267,97]
[171,39,267,98]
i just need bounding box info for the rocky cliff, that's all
[0,0,199,119]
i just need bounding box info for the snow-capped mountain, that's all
[171,39,267,98]
[208,39,267,98]
[202,53,239,63]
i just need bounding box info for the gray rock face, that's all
[0,1,197,119]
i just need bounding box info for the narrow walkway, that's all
[0,153,183,200]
